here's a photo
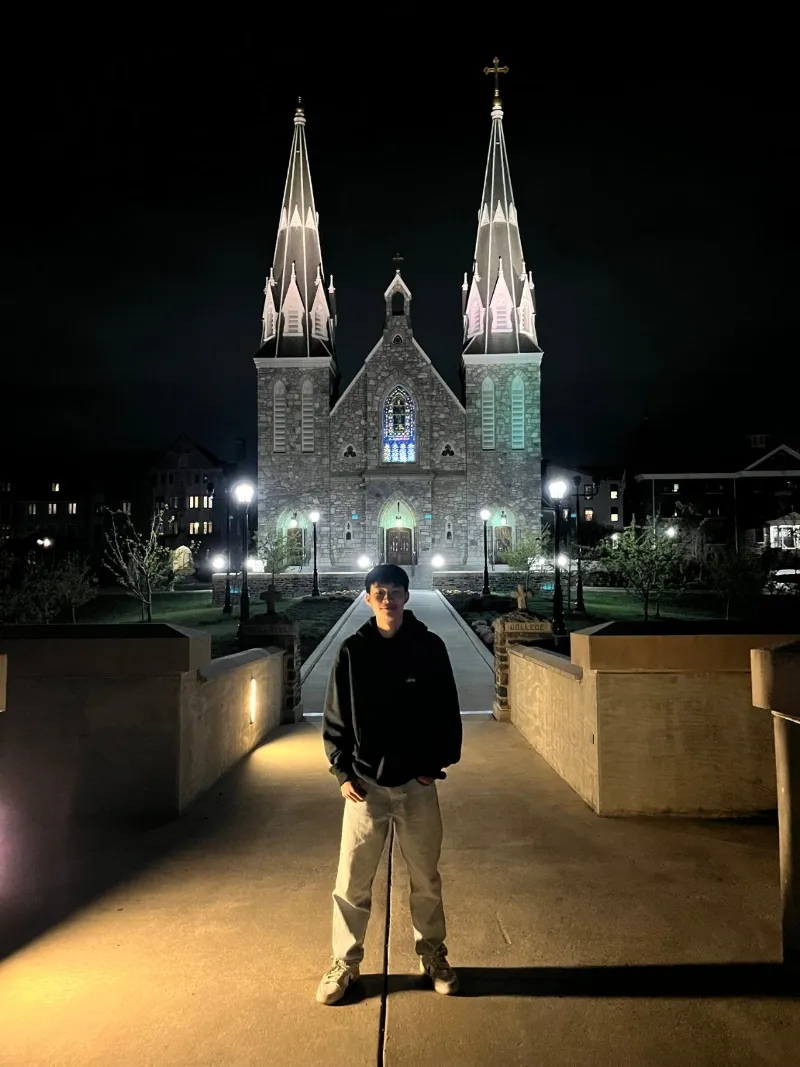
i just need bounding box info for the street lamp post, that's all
[548,480,568,639]
[223,485,232,615]
[573,475,586,613]
[235,482,254,622]
[480,509,491,595]
[309,510,320,597]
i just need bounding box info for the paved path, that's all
[301,590,496,714]
[1,719,797,1066]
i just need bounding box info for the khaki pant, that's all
[331,777,447,964]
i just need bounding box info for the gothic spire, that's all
[463,63,540,357]
[258,100,336,360]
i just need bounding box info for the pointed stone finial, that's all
[462,272,468,291]
[328,273,335,293]
[290,261,297,279]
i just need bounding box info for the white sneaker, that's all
[420,947,459,995]
[316,958,360,1005]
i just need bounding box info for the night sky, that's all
[3,43,795,470]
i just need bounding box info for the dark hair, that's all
[365,563,409,593]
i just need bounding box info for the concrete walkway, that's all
[301,590,496,714]
[1,719,797,1066]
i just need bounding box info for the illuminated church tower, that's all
[461,58,543,561]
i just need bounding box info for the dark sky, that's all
[3,42,795,470]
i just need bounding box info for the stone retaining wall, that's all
[212,572,363,603]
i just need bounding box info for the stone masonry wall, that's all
[463,360,542,561]
[256,362,333,563]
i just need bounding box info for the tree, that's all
[0,548,62,624]
[255,528,290,583]
[56,553,98,624]
[500,528,553,593]
[602,519,687,622]
[707,548,769,621]
[103,507,175,622]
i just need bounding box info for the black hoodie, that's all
[322,611,462,788]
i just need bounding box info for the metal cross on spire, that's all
[483,56,509,102]
[392,252,404,273]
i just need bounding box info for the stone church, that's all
[254,80,542,573]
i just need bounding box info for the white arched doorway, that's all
[378,499,416,566]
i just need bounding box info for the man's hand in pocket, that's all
[416,776,435,786]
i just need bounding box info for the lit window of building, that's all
[188,495,200,509]
[203,495,213,509]
[68,502,78,515]
[673,483,680,492]
[49,502,57,515]
[189,521,200,535]
[610,485,619,500]
[203,521,213,535]
[122,502,131,515]
[611,510,620,523]
[52,482,60,492]
[382,386,416,463]
[27,503,37,516]
[584,485,595,499]
[584,508,594,521]
[0,481,10,492]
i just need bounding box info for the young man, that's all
[317,564,462,1005]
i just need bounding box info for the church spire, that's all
[258,100,336,361]
[463,61,540,357]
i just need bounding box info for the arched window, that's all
[391,291,405,315]
[273,381,286,452]
[511,376,525,450]
[345,522,352,542]
[382,385,416,463]
[301,380,314,453]
[481,377,495,451]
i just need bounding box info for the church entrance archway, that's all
[378,499,416,566]
[494,525,513,562]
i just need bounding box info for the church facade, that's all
[254,83,542,572]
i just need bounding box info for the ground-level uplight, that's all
[249,677,257,724]
[557,553,569,568]
[431,554,444,568]
[357,555,371,569]
[212,554,226,571]
[666,526,677,538]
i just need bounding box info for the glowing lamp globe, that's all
[666,526,677,538]
[557,553,569,568]
[357,555,371,569]
[431,554,444,568]
[548,479,568,502]
[480,509,491,521]
[289,517,298,528]
[309,510,320,524]
[211,554,226,570]
[234,482,254,505]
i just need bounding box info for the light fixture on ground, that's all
[357,554,371,570]
[480,509,491,595]
[309,510,320,596]
[212,554,226,571]
[557,553,569,568]
[431,554,444,568]
[36,537,53,548]
[666,526,677,538]
[234,482,254,622]
[547,480,568,639]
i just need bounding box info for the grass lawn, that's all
[446,586,799,646]
[75,590,355,661]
